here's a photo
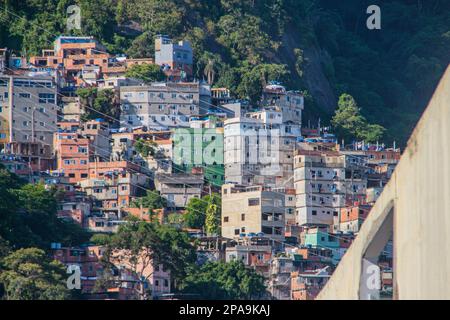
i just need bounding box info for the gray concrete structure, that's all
[0,74,58,156]
[120,82,211,130]
[317,66,450,300]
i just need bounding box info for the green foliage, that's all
[332,94,386,143]
[131,190,167,211]
[167,213,184,226]
[0,236,11,259]
[205,198,221,236]
[184,193,221,229]
[3,0,450,144]
[0,166,90,250]
[125,63,166,83]
[99,220,196,297]
[237,63,289,104]
[133,138,157,157]
[0,248,71,300]
[77,88,119,123]
[180,260,267,300]
[89,233,111,246]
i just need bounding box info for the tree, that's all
[125,63,166,83]
[98,219,196,299]
[0,248,71,300]
[197,51,222,85]
[332,94,385,143]
[0,166,90,250]
[204,194,221,236]
[126,31,155,58]
[184,197,208,229]
[180,260,267,300]
[77,88,119,123]
[183,193,221,230]
[237,63,289,104]
[131,190,167,211]
[134,138,157,158]
[90,233,111,246]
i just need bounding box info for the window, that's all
[312,210,317,216]
[241,214,245,221]
[248,198,260,206]
[81,173,88,178]
[78,147,87,154]
[19,93,30,98]
[164,279,169,287]
[38,93,55,104]
[224,216,229,223]
[234,229,240,235]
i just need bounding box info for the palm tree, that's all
[203,58,216,85]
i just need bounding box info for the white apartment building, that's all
[120,82,211,130]
[224,110,300,187]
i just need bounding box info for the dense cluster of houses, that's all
[0,35,399,300]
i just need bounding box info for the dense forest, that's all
[1,0,450,145]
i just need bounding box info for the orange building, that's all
[29,36,122,86]
[291,269,330,300]
[54,131,91,183]
[338,203,372,234]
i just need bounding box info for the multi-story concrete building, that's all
[155,35,193,77]
[268,256,295,300]
[291,268,331,300]
[120,82,211,130]
[80,161,147,213]
[221,184,285,244]
[60,96,83,121]
[337,203,372,234]
[82,119,111,160]
[261,83,304,124]
[0,74,58,156]
[29,36,120,87]
[111,129,172,175]
[225,236,273,277]
[294,151,347,226]
[173,118,224,187]
[54,130,91,183]
[224,110,300,187]
[154,172,204,210]
[271,187,296,226]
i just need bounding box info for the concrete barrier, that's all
[317,66,450,300]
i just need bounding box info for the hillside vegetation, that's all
[1,0,450,145]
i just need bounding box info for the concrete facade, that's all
[317,66,450,300]
[120,82,211,130]
[224,110,300,187]
[0,75,57,152]
[221,184,285,243]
